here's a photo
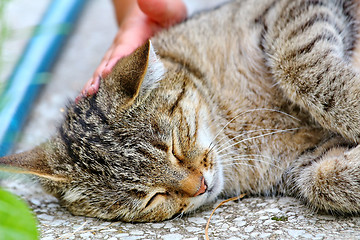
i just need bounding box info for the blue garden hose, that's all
[0,0,87,156]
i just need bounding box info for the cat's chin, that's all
[204,167,224,202]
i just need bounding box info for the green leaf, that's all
[0,188,39,240]
[271,215,288,221]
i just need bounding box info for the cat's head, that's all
[0,41,224,222]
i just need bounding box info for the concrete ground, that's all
[1,0,360,239]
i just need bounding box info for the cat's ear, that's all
[104,40,165,103]
[0,142,66,181]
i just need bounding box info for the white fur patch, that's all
[63,187,84,203]
[197,121,212,150]
[140,41,166,93]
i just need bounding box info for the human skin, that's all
[76,0,187,101]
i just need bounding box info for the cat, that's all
[2,0,360,222]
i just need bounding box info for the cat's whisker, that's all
[210,127,262,152]
[221,162,258,174]
[173,210,186,220]
[209,110,262,148]
[208,108,300,149]
[211,123,259,147]
[225,157,285,171]
[217,128,300,154]
[221,161,258,168]
[208,127,278,155]
[216,128,292,155]
[220,153,273,161]
[214,128,289,154]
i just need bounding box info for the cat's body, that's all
[2,0,360,222]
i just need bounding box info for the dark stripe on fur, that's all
[169,83,186,116]
[284,31,338,61]
[90,96,110,126]
[286,12,343,40]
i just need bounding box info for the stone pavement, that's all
[4,177,360,240]
[1,0,360,239]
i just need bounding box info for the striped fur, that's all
[2,0,360,222]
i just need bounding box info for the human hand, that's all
[76,0,187,102]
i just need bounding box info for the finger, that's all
[86,76,101,96]
[76,77,93,102]
[137,0,187,27]
[101,45,134,77]
[77,45,112,101]
[92,44,116,79]
[102,22,154,77]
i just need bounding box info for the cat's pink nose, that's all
[193,177,207,197]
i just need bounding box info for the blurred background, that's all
[0,0,117,154]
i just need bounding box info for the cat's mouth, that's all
[206,179,217,195]
[203,169,223,200]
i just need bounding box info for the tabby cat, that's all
[2,0,360,222]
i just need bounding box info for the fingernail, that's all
[88,85,95,95]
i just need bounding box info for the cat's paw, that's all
[297,145,360,214]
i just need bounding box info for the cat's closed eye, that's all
[172,146,184,164]
[144,192,169,210]
[172,131,185,164]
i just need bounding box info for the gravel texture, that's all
[4,178,360,240]
[2,0,360,239]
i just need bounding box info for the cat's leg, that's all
[286,137,360,213]
[264,0,360,142]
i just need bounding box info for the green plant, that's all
[0,2,39,237]
[271,216,288,221]
[0,188,39,240]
